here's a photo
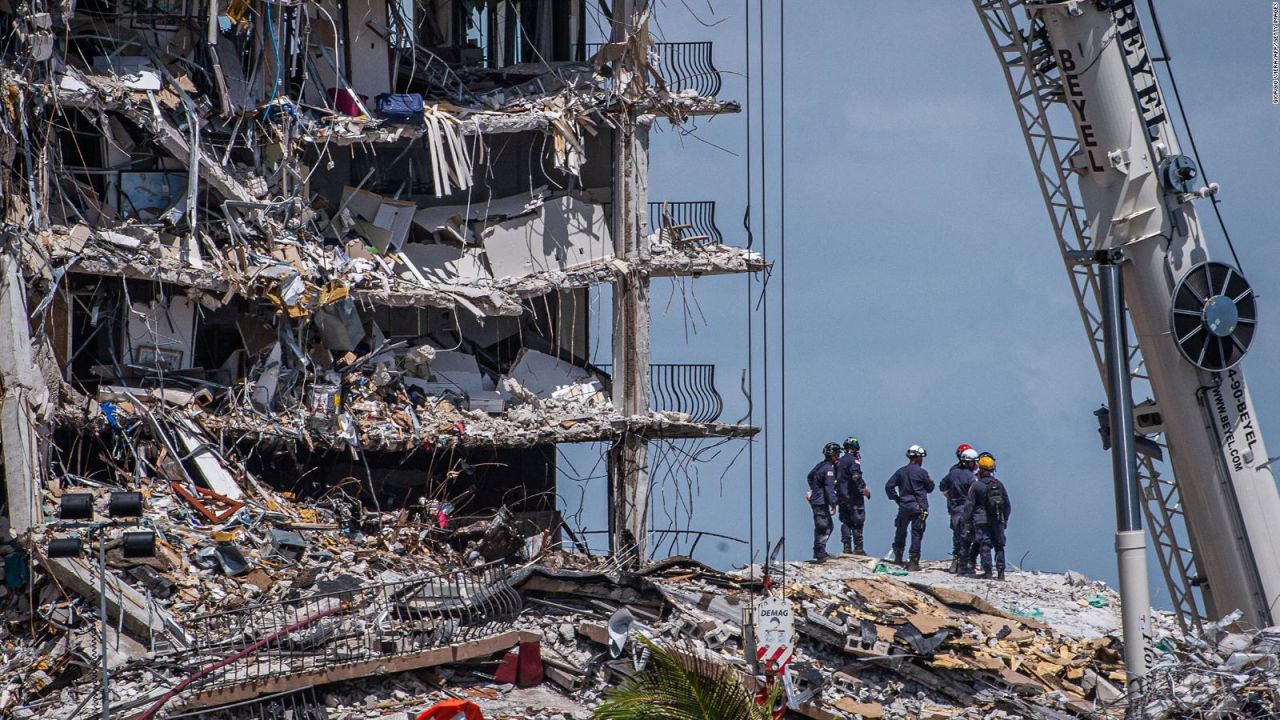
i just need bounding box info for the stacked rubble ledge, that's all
[10,541,1280,719]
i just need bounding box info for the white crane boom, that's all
[979,0,1280,628]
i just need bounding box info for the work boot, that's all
[997,569,1006,581]
[978,567,993,579]
[892,549,904,566]
[947,557,959,574]
[843,541,853,555]
[853,543,865,556]
[906,554,921,571]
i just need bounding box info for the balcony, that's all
[602,363,725,423]
[586,41,723,98]
[650,200,724,247]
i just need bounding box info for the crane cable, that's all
[757,0,771,577]
[778,0,788,588]
[1143,0,1245,271]
[744,0,755,586]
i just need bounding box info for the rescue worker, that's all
[835,436,871,555]
[940,446,979,573]
[963,453,1012,580]
[806,442,842,563]
[884,444,933,571]
[963,451,996,575]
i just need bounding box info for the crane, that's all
[973,0,1280,638]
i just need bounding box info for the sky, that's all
[557,1,1280,611]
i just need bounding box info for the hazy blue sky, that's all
[558,2,1280,609]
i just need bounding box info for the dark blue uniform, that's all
[835,453,867,549]
[939,463,976,562]
[807,459,838,559]
[884,463,934,557]
[964,474,1012,574]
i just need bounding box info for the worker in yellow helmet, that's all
[963,453,1012,580]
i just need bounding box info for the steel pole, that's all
[99,531,110,720]
[1100,261,1151,702]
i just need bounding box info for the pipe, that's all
[135,602,348,720]
[1100,261,1151,700]
[99,533,110,720]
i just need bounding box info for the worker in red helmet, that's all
[941,448,980,574]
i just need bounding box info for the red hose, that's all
[136,602,349,720]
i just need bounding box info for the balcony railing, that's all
[586,41,723,98]
[166,687,325,719]
[649,200,723,247]
[602,363,724,423]
[165,564,521,694]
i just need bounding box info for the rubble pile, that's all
[1116,611,1280,718]
[503,556,1133,719]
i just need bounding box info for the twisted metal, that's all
[164,564,521,694]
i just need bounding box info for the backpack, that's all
[984,479,1008,520]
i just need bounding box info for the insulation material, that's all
[91,56,162,90]
[412,189,550,245]
[399,243,491,283]
[482,194,613,279]
[342,186,417,253]
[172,417,244,501]
[403,350,504,413]
[503,349,603,401]
[123,296,197,371]
[345,0,392,97]
[313,298,365,352]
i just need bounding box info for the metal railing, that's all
[585,41,722,98]
[649,201,723,246]
[167,564,521,693]
[164,687,325,720]
[602,363,724,423]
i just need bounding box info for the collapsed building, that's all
[0,0,768,716]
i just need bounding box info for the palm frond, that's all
[593,636,775,720]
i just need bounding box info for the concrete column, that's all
[607,0,652,564]
[0,250,49,537]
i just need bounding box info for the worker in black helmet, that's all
[806,442,841,563]
[963,453,1013,580]
[835,436,870,555]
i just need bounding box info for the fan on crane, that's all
[1170,261,1257,372]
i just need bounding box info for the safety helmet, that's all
[955,443,972,459]
[978,454,996,472]
[959,448,979,464]
[843,436,860,452]
[823,442,842,457]
[906,444,927,459]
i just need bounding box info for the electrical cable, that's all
[263,1,282,119]
[1143,0,1244,270]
